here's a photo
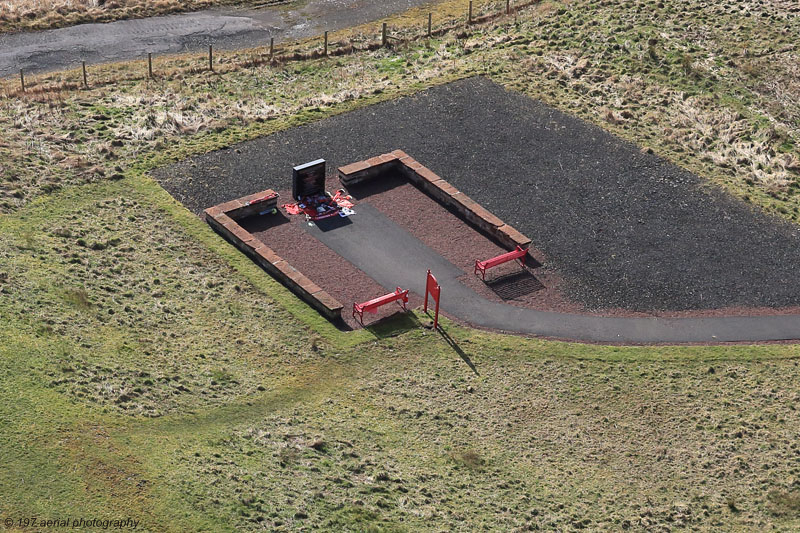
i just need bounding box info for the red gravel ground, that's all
[240,205,417,330]
[240,171,800,330]
[346,172,580,311]
[240,171,586,330]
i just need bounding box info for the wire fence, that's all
[3,0,541,99]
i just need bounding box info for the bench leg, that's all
[353,304,364,326]
[474,261,487,281]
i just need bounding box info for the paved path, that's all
[308,205,800,343]
[0,0,437,78]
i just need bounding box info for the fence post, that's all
[270,37,274,59]
[148,52,153,79]
[209,45,213,71]
[19,69,25,92]
[323,31,328,56]
[506,0,510,15]
[382,22,387,47]
[468,1,473,23]
[82,61,88,88]
[427,13,432,37]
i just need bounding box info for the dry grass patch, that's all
[0,0,253,33]
[768,490,800,517]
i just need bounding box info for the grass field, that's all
[1,0,800,530]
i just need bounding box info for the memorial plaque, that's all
[292,159,326,200]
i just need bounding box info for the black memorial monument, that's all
[292,159,326,200]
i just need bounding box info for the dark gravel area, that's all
[155,76,800,312]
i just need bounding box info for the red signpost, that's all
[424,269,441,330]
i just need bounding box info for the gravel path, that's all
[156,76,800,313]
[0,0,438,77]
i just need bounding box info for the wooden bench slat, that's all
[357,291,405,311]
[353,287,409,325]
[474,245,528,281]
[479,250,522,268]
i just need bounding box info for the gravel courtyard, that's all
[154,77,800,312]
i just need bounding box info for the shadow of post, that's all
[437,325,479,375]
[359,310,478,375]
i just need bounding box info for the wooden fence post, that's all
[148,52,153,79]
[82,61,88,88]
[324,31,328,56]
[382,22,387,47]
[209,45,213,71]
[468,1,473,23]
[506,0,510,15]
[270,37,274,59]
[428,13,432,37]
[19,69,25,92]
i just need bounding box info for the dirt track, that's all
[0,0,438,78]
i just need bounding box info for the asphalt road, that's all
[0,0,438,78]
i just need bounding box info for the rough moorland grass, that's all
[0,173,331,528]
[2,172,800,530]
[3,205,800,530]
[1,0,800,530]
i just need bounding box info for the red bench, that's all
[353,287,409,325]
[474,245,528,281]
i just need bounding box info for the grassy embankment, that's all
[1,0,800,530]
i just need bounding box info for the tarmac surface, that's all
[309,204,800,343]
[0,0,437,77]
[157,77,800,315]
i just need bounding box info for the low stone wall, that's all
[338,150,532,251]
[208,190,282,221]
[204,189,344,321]
[205,153,531,324]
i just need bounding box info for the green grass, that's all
[2,0,800,530]
[3,241,800,529]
